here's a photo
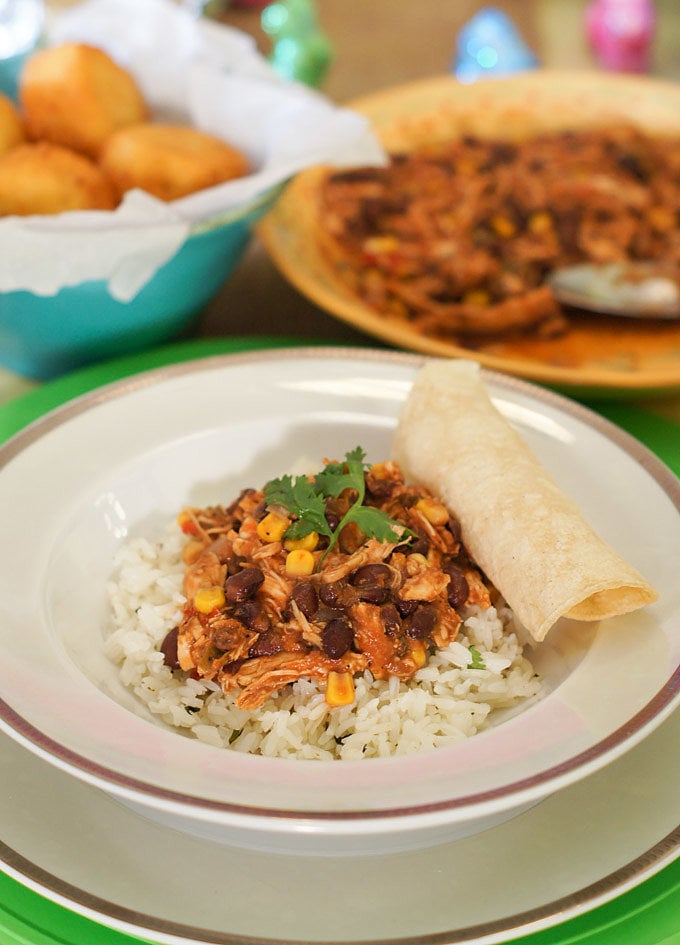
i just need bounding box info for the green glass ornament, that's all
[261,0,332,88]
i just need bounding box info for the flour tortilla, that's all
[392,360,657,642]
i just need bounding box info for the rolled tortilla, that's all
[392,359,657,642]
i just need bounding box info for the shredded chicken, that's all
[398,565,450,602]
[318,125,680,343]
[165,458,497,710]
[320,538,396,583]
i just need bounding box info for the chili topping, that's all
[163,449,494,710]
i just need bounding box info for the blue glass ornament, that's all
[453,7,539,83]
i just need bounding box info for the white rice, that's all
[105,523,543,760]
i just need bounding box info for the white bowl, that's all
[0,347,678,856]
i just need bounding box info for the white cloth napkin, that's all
[0,0,385,301]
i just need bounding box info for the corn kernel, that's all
[193,585,226,614]
[415,497,449,526]
[369,462,390,480]
[462,289,490,307]
[491,214,516,238]
[325,671,355,707]
[528,211,553,235]
[257,511,289,543]
[285,548,315,576]
[363,235,399,255]
[409,639,428,668]
[456,158,477,175]
[649,206,675,232]
[284,531,319,552]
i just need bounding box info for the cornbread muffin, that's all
[0,93,25,157]
[0,142,118,215]
[99,123,249,201]
[20,43,148,158]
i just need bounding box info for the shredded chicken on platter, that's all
[162,458,494,710]
[318,125,680,343]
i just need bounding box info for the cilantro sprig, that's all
[263,447,411,564]
[467,645,486,670]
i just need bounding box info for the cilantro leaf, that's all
[263,448,412,568]
[352,505,408,543]
[315,446,368,499]
[467,645,486,670]
[263,474,333,539]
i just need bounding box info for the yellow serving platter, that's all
[260,71,680,395]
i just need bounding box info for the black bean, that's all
[252,501,267,521]
[319,580,358,609]
[365,476,393,499]
[395,597,417,618]
[249,630,284,658]
[322,617,354,660]
[446,515,462,544]
[617,152,648,182]
[380,603,401,636]
[491,142,518,164]
[226,555,246,576]
[319,581,341,607]
[222,658,244,675]
[234,601,270,633]
[351,564,391,587]
[225,487,256,517]
[405,604,437,640]
[160,627,180,669]
[443,564,469,610]
[316,606,345,623]
[212,622,242,651]
[357,585,389,605]
[225,567,264,603]
[325,510,341,531]
[290,581,318,618]
[408,536,430,556]
[351,563,392,605]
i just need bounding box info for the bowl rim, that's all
[0,346,678,831]
[189,180,287,237]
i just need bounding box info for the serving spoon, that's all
[548,261,680,320]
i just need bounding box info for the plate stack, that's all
[0,345,678,945]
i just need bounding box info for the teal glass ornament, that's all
[261,0,332,88]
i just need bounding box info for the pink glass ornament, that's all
[585,0,656,73]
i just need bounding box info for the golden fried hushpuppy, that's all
[0,142,118,216]
[0,93,25,157]
[20,43,148,159]
[99,123,250,202]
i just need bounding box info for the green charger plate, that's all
[0,857,679,945]
[0,336,677,945]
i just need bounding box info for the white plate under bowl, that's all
[0,348,678,857]
[1,711,678,945]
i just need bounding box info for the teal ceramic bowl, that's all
[0,49,28,101]
[0,184,283,380]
